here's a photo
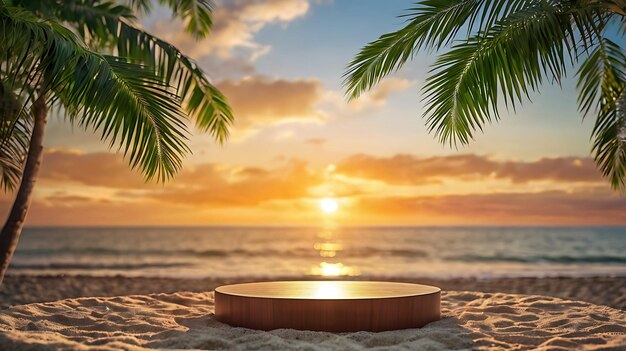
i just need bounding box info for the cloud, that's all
[31,150,605,193]
[347,77,414,110]
[11,150,317,198]
[499,157,600,183]
[0,152,324,225]
[239,0,311,22]
[273,129,295,141]
[198,56,256,81]
[209,0,310,58]
[4,184,623,227]
[2,149,622,225]
[305,138,327,146]
[363,77,414,104]
[316,78,414,117]
[39,149,145,188]
[0,195,206,226]
[353,189,626,225]
[337,154,603,185]
[216,76,325,131]
[152,159,321,206]
[148,0,313,79]
[25,150,321,207]
[212,76,413,137]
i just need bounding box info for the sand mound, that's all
[0,291,623,350]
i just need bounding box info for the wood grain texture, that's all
[215,281,441,332]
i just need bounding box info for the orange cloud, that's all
[1,150,623,226]
[150,0,310,62]
[305,138,327,146]
[3,186,623,226]
[352,189,626,225]
[150,159,321,206]
[24,150,608,191]
[499,157,600,183]
[216,76,325,130]
[145,0,316,82]
[346,77,414,110]
[38,150,145,188]
[368,78,413,103]
[337,154,603,184]
[0,195,211,226]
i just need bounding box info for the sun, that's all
[320,198,339,213]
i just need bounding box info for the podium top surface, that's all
[215,281,441,300]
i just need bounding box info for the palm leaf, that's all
[157,0,214,39]
[343,0,530,100]
[53,0,137,49]
[0,81,31,191]
[58,55,191,182]
[345,0,625,189]
[422,1,576,145]
[50,0,232,142]
[1,3,190,182]
[8,0,232,142]
[577,38,626,190]
[113,17,233,142]
[126,0,152,14]
[12,0,214,38]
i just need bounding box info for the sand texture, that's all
[0,291,624,351]
[2,275,625,310]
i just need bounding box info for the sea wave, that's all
[450,254,626,264]
[9,262,190,270]
[17,247,429,258]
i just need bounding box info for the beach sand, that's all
[0,275,624,350]
[1,275,625,310]
[0,289,624,351]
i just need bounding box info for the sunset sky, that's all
[1,0,625,226]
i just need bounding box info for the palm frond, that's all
[49,0,232,142]
[57,55,191,182]
[577,38,626,190]
[126,0,152,14]
[7,0,232,143]
[0,82,31,191]
[11,0,214,38]
[344,0,626,190]
[53,0,137,49]
[422,2,579,145]
[113,19,233,142]
[1,3,191,182]
[157,0,214,39]
[343,0,530,99]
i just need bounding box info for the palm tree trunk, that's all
[0,95,48,285]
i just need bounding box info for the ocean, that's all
[8,226,626,279]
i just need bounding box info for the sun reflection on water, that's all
[312,262,359,276]
[311,221,360,277]
[313,242,342,257]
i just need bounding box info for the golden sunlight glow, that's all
[320,262,342,276]
[311,262,359,277]
[320,198,339,213]
[312,281,344,299]
[314,242,342,257]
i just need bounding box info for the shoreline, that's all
[1,274,624,310]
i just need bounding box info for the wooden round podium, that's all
[215,281,440,332]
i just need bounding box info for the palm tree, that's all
[345,0,626,190]
[0,0,233,284]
